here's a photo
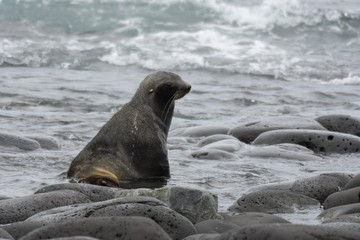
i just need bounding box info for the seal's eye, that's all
[161,83,175,91]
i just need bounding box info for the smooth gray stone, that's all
[319,203,360,219]
[197,134,240,147]
[252,129,360,153]
[228,190,319,214]
[324,186,360,210]
[195,220,239,234]
[26,136,60,150]
[215,224,360,240]
[26,197,195,240]
[0,228,13,240]
[316,114,360,136]
[219,212,290,226]
[322,213,360,224]
[1,221,47,239]
[182,234,219,240]
[47,237,99,240]
[200,139,244,152]
[0,190,91,224]
[344,174,360,190]
[229,116,327,144]
[19,216,171,240]
[290,174,348,203]
[115,186,220,223]
[242,143,323,161]
[35,183,119,202]
[179,126,230,137]
[322,222,360,232]
[0,133,40,151]
[191,149,239,160]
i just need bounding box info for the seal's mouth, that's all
[175,83,191,100]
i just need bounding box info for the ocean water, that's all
[1,0,360,224]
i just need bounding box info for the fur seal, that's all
[67,71,191,188]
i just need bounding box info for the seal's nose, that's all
[185,84,191,93]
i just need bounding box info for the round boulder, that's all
[228,190,319,214]
[344,174,360,190]
[252,129,360,153]
[229,116,326,144]
[0,190,91,224]
[324,186,360,210]
[20,216,171,240]
[316,114,360,136]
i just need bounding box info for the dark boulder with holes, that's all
[323,186,360,210]
[252,129,360,153]
[35,183,120,202]
[26,196,196,240]
[316,114,360,136]
[19,216,171,240]
[0,190,91,224]
[290,173,350,203]
[229,116,327,144]
[228,190,319,214]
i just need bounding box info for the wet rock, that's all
[322,222,360,232]
[197,134,240,147]
[247,182,293,193]
[115,186,220,223]
[319,203,360,219]
[35,183,119,202]
[252,129,360,153]
[290,174,348,203]
[344,174,360,190]
[0,228,14,240]
[0,133,40,151]
[219,212,290,226]
[323,186,360,210]
[179,126,230,137]
[316,114,360,136]
[322,213,360,224]
[191,149,239,160]
[48,237,99,240]
[195,219,239,234]
[214,224,360,240]
[200,139,244,152]
[0,190,91,224]
[27,197,196,240]
[242,143,322,161]
[1,221,47,239]
[182,234,219,240]
[20,216,171,240]
[228,190,319,214]
[26,136,60,150]
[229,116,326,144]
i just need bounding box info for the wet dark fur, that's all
[67,71,191,187]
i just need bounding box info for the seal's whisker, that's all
[162,93,177,121]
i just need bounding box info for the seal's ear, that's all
[79,167,120,187]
